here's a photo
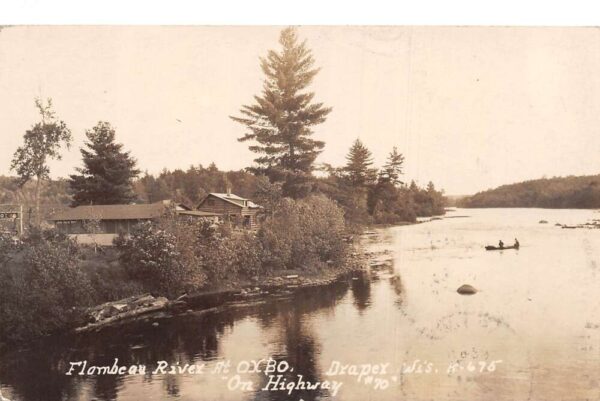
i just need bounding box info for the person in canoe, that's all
[514,238,520,249]
[498,240,504,249]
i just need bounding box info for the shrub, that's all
[200,232,264,284]
[115,220,206,298]
[0,231,20,265]
[0,230,93,343]
[85,261,145,302]
[258,195,348,271]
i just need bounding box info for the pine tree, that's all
[426,181,436,193]
[69,122,140,206]
[11,98,72,226]
[231,27,331,186]
[379,147,405,186]
[425,181,445,215]
[344,139,377,186]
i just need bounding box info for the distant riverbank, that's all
[459,174,600,209]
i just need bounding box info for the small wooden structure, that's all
[48,200,220,244]
[0,204,23,237]
[197,191,263,229]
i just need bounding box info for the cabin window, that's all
[70,221,86,234]
[104,220,117,233]
[116,221,128,234]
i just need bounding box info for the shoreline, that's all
[0,227,393,350]
[0,219,425,346]
[75,219,441,335]
[74,244,371,334]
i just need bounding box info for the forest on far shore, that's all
[459,174,600,209]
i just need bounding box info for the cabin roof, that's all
[48,200,212,221]
[200,193,262,209]
[176,210,221,217]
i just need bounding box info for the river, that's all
[1,208,600,401]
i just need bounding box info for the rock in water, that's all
[457,284,477,295]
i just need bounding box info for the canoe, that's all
[485,245,519,251]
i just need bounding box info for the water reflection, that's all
[350,273,372,311]
[251,306,323,401]
[0,280,356,401]
[94,374,122,400]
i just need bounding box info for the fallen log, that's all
[77,294,170,333]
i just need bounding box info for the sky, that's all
[1,26,599,195]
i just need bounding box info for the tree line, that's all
[316,139,444,228]
[7,27,445,228]
[459,175,600,209]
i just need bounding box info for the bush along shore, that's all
[0,195,375,345]
[77,221,433,334]
[75,261,367,334]
[74,247,370,334]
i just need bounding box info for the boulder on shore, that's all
[457,284,477,295]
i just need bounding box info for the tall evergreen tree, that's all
[379,147,405,186]
[426,181,436,193]
[11,98,72,226]
[69,122,140,206]
[344,139,377,187]
[231,27,331,192]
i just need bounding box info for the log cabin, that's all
[48,200,220,245]
[197,190,263,229]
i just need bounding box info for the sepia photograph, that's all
[0,22,600,401]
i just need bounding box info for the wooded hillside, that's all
[460,175,600,208]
